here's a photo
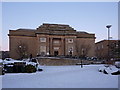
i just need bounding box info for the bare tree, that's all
[16,41,28,59]
[75,41,91,58]
[75,40,91,68]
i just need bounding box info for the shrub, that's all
[13,65,25,73]
[5,66,14,73]
[25,64,36,73]
[0,67,5,75]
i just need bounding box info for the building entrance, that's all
[54,51,59,56]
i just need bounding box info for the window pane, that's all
[40,38,46,42]
[68,39,73,43]
[53,40,59,44]
[40,46,46,52]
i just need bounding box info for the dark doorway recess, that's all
[54,51,59,56]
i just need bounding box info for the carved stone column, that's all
[61,38,65,56]
[46,36,49,55]
[50,37,53,55]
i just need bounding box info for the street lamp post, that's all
[81,48,84,68]
[106,25,112,63]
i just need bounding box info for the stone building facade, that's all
[8,23,95,59]
[95,40,120,60]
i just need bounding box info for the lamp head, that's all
[106,25,112,28]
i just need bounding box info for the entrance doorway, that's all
[54,51,59,56]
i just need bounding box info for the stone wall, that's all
[37,57,90,66]
[9,36,37,59]
[76,38,95,57]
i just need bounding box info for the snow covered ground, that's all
[1,65,119,88]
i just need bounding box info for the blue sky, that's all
[1,2,118,51]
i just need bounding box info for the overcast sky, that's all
[1,2,118,51]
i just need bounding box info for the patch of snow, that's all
[26,62,37,67]
[5,65,14,67]
[0,59,3,63]
[99,66,106,72]
[2,65,118,88]
[105,66,119,74]
[99,65,119,75]
[3,60,25,65]
[115,61,120,68]
[22,58,30,62]
[4,58,16,61]
[37,65,41,69]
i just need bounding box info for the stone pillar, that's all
[50,37,53,55]
[64,38,66,56]
[37,35,40,56]
[61,38,65,56]
[47,37,49,55]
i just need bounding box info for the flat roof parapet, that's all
[8,23,95,38]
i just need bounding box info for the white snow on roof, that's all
[3,60,25,65]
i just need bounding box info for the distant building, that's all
[8,23,95,59]
[95,40,120,60]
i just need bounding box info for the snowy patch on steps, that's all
[99,65,120,75]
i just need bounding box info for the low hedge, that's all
[5,64,37,73]
[24,64,37,73]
